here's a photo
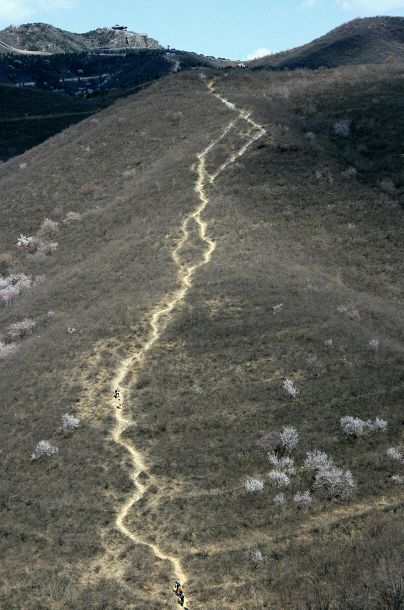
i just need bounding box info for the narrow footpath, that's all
[109,77,267,607]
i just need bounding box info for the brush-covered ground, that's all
[0,65,403,610]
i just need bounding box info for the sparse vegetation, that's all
[0,38,403,609]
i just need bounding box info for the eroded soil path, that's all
[107,78,266,605]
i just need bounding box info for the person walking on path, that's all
[179,591,185,606]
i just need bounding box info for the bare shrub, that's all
[37,241,58,256]
[386,447,403,463]
[0,341,18,359]
[341,167,357,178]
[306,355,325,376]
[324,338,334,350]
[38,218,59,237]
[47,310,56,318]
[0,253,14,274]
[60,413,80,432]
[283,378,300,397]
[8,318,36,339]
[305,131,316,143]
[268,470,290,487]
[31,440,58,460]
[81,183,98,196]
[280,426,299,451]
[257,430,281,452]
[63,211,82,225]
[340,416,388,438]
[16,234,33,247]
[245,478,264,493]
[337,303,360,319]
[293,491,312,508]
[314,465,356,498]
[304,450,333,472]
[368,338,380,352]
[171,111,183,122]
[67,327,78,334]
[334,119,351,137]
[379,178,397,194]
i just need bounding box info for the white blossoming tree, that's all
[31,440,58,461]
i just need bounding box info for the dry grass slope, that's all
[0,65,403,610]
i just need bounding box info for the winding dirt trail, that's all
[108,78,266,606]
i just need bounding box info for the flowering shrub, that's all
[63,211,82,225]
[334,119,351,136]
[340,416,388,437]
[280,426,299,451]
[38,218,59,236]
[31,440,58,460]
[368,339,380,352]
[60,413,80,432]
[0,273,31,306]
[314,465,356,498]
[8,318,36,339]
[268,453,295,474]
[0,341,18,359]
[245,479,264,493]
[304,449,333,472]
[283,378,299,397]
[337,303,360,319]
[67,327,78,334]
[273,493,286,505]
[47,310,56,318]
[324,338,334,349]
[268,470,290,487]
[251,547,264,564]
[386,447,403,463]
[391,475,402,484]
[37,241,58,255]
[16,234,33,247]
[293,491,312,507]
[272,303,283,314]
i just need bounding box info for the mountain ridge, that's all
[250,16,404,68]
[0,22,161,54]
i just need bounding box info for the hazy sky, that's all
[1,0,404,59]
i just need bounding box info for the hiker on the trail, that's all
[179,591,185,606]
[114,387,120,399]
[175,581,181,593]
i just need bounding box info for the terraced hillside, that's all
[0,65,403,610]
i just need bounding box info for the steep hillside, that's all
[252,16,404,68]
[0,84,113,161]
[0,23,160,54]
[0,65,403,610]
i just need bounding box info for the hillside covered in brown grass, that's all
[251,16,404,69]
[0,59,403,610]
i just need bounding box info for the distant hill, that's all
[251,16,404,69]
[0,22,161,54]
